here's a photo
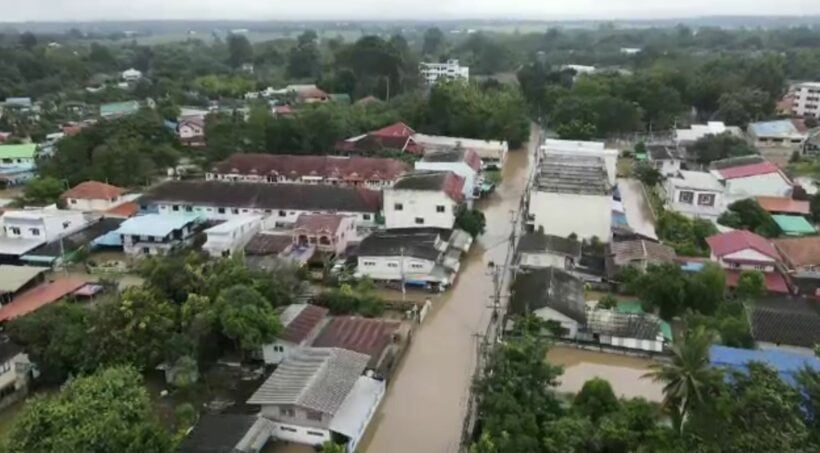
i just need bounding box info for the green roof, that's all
[0,144,37,160]
[772,214,816,236]
[616,300,673,342]
[100,100,140,117]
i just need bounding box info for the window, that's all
[394,203,404,211]
[70,199,77,204]
[142,247,151,255]
[410,263,424,269]
[363,261,376,267]
[279,210,287,217]
[307,431,325,437]
[29,228,40,236]
[387,262,399,268]
[10,227,20,235]
[697,193,715,207]
[185,206,193,212]
[280,426,297,432]
[306,411,323,421]
[232,208,239,214]
[279,407,295,417]
[754,264,767,271]
[678,191,694,204]
[362,214,371,220]
[436,205,445,213]
[172,205,180,212]
[319,236,331,245]
[415,217,425,225]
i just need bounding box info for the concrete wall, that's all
[383,190,457,230]
[203,218,262,258]
[269,421,331,446]
[152,202,376,228]
[2,211,89,242]
[601,335,664,352]
[519,252,568,269]
[528,191,611,240]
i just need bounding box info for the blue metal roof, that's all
[748,120,799,137]
[115,214,201,238]
[710,345,820,385]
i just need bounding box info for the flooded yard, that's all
[547,346,664,402]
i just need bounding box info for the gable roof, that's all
[534,154,610,196]
[357,231,443,262]
[610,240,676,267]
[245,233,292,256]
[115,214,200,237]
[509,267,586,323]
[0,265,47,294]
[749,298,820,349]
[293,214,347,234]
[210,153,409,182]
[724,269,791,294]
[586,309,663,340]
[710,345,820,385]
[755,196,810,215]
[772,214,816,236]
[392,171,465,202]
[370,122,416,139]
[646,144,679,161]
[748,119,807,138]
[773,236,820,269]
[61,181,125,200]
[669,170,724,192]
[705,230,779,260]
[716,161,784,180]
[312,316,401,366]
[0,277,88,322]
[247,347,369,414]
[517,232,582,258]
[710,155,767,170]
[100,100,140,117]
[278,304,329,344]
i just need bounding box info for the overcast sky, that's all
[5,0,820,22]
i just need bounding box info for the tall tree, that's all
[422,27,446,56]
[216,285,281,356]
[227,34,253,68]
[287,30,320,79]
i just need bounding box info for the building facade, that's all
[664,171,725,220]
[383,172,464,230]
[792,82,820,118]
[419,60,469,85]
[202,216,262,258]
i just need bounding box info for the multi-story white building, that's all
[541,139,619,185]
[526,154,612,241]
[419,60,469,85]
[414,148,482,200]
[116,213,201,257]
[664,170,725,220]
[792,82,820,118]
[1,208,90,243]
[202,216,262,258]
[383,171,464,230]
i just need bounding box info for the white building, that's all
[248,347,384,451]
[414,134,508,169]
[261,304,328,365]
[121,68,143,82]
[561,64,597,75]
[527,154,612,241]
[60,181,127,212]
[585,310,666,353]
[646,144,683,177]
[414,148,482,200]
[675,121,742,146]
[664,170,725,220]
[710,157,793,203]
[419,60,469,85]
[791,82,820,118]
[541,139,619,185]
[383,171,464,230]
[1,207,90,243]
[202,216,262,258]
[115,213,201,257]
[515,232,582,271]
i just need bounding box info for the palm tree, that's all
[644,326,714,432]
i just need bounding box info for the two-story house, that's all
[414,147,482,201]
[383,171,464,230]
[0,208,92,262]
[60,181,127,212]
[248,347,384,452]
[664,170,725,220]
[177,117,206,147]
[710,156,793,204]
[292,214,356,256]
[261,304,329,365]
[773,236,820,297]
[0,144,37,186]
[706,230,789,294]
[202,215,262,258]
[115,213,201,257]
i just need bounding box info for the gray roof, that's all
[586,310,662,340]
[178,414,258,453]
[534,154,609,196]
[357,231,444,261]
[0,265,47,294]
[392,171,454,191]
[247,348,369,414]
[509,267,586,323]
[750,297,820,348]
[517,232,582,258]
[609,240,676,267]
[646,144,679,161]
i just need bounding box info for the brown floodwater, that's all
[547,346,664,402]
[360,129,537,453]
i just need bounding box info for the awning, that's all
[329,377,385,440]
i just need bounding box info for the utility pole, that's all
[400,246,406,302]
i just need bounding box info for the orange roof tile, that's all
[61,181,125,200]
[0,277,88,322]
[104,201,139,218]
[755,196,810,215]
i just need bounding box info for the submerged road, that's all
[361,128,537,453]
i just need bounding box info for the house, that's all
[710,156,793,202]
[0,337,33,411]
[99,100,140,119]
[261,304,328,365]
[21,218,124,266]
[773,236,820,296]
[0,277,88,323]
[289,85,329,103]
[607,239,676,276]
[414,134,508,170]
[177,117,206,147]
[1,207,90,243]
[292,214,356,256]
[645,144,683,176]
[115,213,201,257]
[207,153,409,189]
[415,147,482,200]
[335,122,425,155]
[139,180,382,228]
[60,181,127,212]
[772,215,816,236]
[709,345,820,385]
[541,139,619,185]
[419,60,469,85]
[203,216,262,258]
[706,230,789,294]
[749,297,820,355]
[664,170,725,220]
[0,144,37,186]
[755,196,810,216]
[747,119,808,149]
[514,232,582,270]
[526,154,611,241]
[312,316,406,379]
[583,309,667,353]
[3,98,33,110]
[179,414,271,453]
[121,68,143,82]
[383,171,464,230]
[354,229,470,291]
[674,121,741,146]
[508,267,587,337]
[247,347,384,452]
[244,233,313,270]
[790,81,820,119]
[0,265,47,304]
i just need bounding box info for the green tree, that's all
[321,441,347,453]
[455,206,487,238]
[735,270,766,299]
[288,30,320,79]
[422,28,446,56]
[227,34,253,68]
[216,285,281,356]
[689,133,757,166]
[718,198,780,237]
[632,161,663,187]
[597,294,619,310]
[555,119,596,140]
[21,176,64,206]
[635,263,690,320]
[5,366,172,453]
[574,377,620,421]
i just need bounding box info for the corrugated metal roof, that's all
[115,213,201,237]
[0,265,47,294]
[772,215,816,235]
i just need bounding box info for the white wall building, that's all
[60,181,127,212]
[646,144,683,177]
[121,68,143,82]
[115,213,201,257]
[414,148,482,200]
[419,60,469,85]
[261,304,328,365]
[414,134,508,169]
[527,155,612,241]
[664,170,725,220]
[791,82,820,118]
[674,121,742,146]
[202,216,262,258]
[383,171,463,230]
[541,139,619,185]
[747,120,808,149]
[1,207,90,242]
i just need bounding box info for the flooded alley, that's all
[360,129,537,453]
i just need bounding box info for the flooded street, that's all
[360,129,537,453]
[547,346,664,402]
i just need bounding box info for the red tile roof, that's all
[293,214,346,234]
[393,171,466,202]
[717,161,784,180]
[0,277,88,322]
[211,153,409,183]
[773,236,820,269]
[312,316,401,361]
[280,304,329,344]
[104,202,139,218]
[725,269,790,294]
[336,122,425,155]
[755,196,810,215]
[706,230,779,260]
[61,181,125,200]
[370,122,416,139]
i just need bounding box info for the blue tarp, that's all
[612,211,628,227]
[710,345,820,385]
[680,262,705,272]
